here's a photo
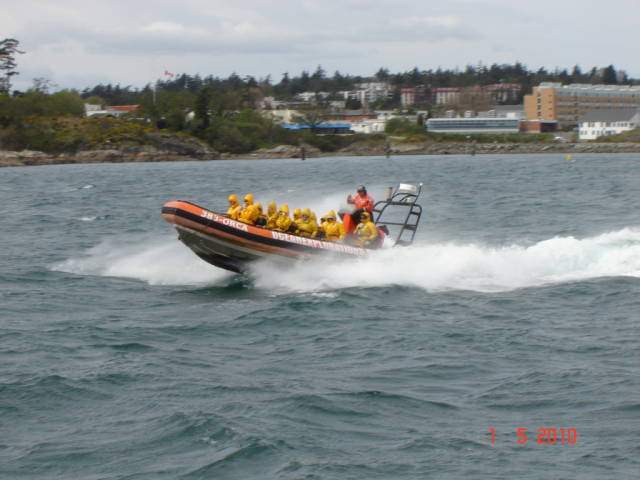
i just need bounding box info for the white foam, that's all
[249,227,640,293]
[53,227,640,293]
[53,235,231,286]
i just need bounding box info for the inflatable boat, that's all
[161,183,423,273]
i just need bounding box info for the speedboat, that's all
[161,183,423,273]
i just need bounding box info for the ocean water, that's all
[1,153,640,479]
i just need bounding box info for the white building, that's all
[426,117,520,134]
[264,109,299,125]
[349,118,387,134]
[294,91,330,103]
[578,108,640,140]
[84,103,138,118]
[340,84,393,105]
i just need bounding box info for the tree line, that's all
[79,62,634,107]
[1,36,637,153]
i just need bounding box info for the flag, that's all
[164,70,174,77]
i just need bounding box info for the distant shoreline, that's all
[2,142,640,167]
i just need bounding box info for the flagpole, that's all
[153,80,157,106]
[154,71,173,107]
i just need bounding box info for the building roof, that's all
[579,108,640,123]
[105,105,139,111]
[282,123,351,130]
[493,105,524,112]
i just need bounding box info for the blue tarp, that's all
[282,123,352,130]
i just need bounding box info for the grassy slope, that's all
[0,116,210,154]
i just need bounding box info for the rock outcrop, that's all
[222,144,322,159]
[0,134,219,167]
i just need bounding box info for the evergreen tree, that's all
[0,38,24,95]
[194,88,210,130]
[569,65,581,83]
[375,67,390,82]
[601,65,618,84]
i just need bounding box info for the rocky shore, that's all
[0,149,219,167]
[337,141,640,157]
[0,130,219,167]
[2,141,639,167]
[221,141,640,159]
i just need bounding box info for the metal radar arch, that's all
[373,183,423,246]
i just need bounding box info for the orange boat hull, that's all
[162,201,368,273]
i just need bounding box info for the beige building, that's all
[524,83,640,129]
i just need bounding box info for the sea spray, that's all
[53,228,640,292]
[249,227,640,294]
[53,235,232,286]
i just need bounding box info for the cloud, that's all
[4,0,640,90]
[141,21,188,35]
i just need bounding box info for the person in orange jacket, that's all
[227,194,241,219]
[347,185,374,213]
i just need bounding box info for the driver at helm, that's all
[347,185,374,224]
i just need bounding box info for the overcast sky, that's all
[3,0,639,91]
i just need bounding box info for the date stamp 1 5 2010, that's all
[489,428,578,445]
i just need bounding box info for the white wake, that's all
[250,227,640,293]
[54,228,640,292]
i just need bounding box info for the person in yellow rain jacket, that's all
[292,208,302,224]
[227,194,241,219]
[320,210,346,242]
[354,211,378,247]
[254,202,268,226]
[295,208,318,237]
[265,201,278,229]
[238,193,259,225]
[274,204,292,232]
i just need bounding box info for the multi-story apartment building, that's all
[425,84,521,107]
[431,87,462,105]
[524,83,640,129]
[400,87,428,106]
[341,83,393,106]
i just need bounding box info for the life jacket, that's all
[342,213,356,233]
[351,193,374,212]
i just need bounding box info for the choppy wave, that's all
[54,227,640,292]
